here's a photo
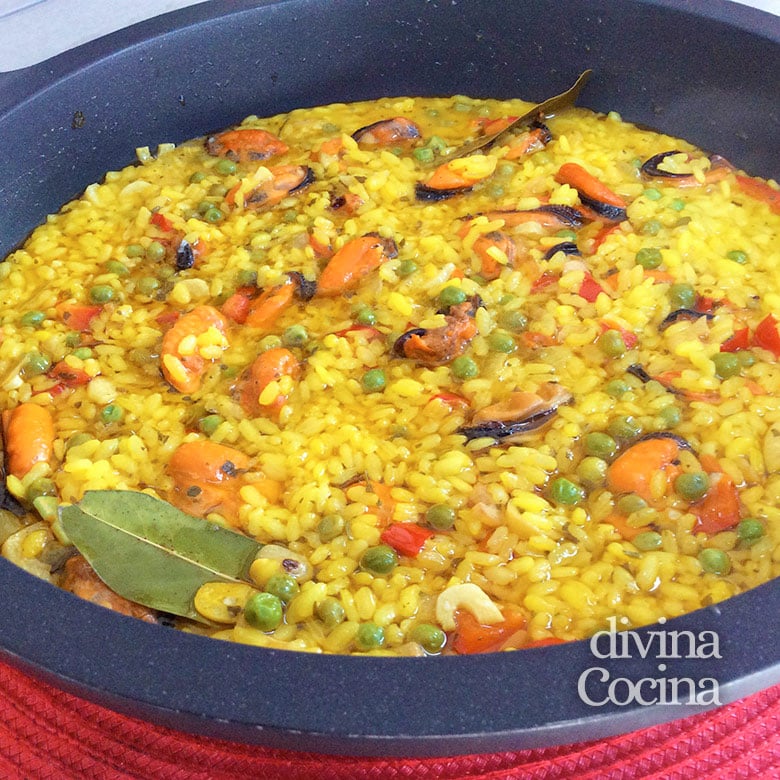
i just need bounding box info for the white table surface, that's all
[0,0,778,71]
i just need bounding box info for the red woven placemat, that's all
[0,661,777,780]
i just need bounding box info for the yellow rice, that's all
[0,93,778,655]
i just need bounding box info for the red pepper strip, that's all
[49,361,91,387]
[522,331,557,348]
[695,295,717,313]
[524,637,566,649]
[692,472,741,534]
[531,272,559,292]
[720,326,750,353]
[32,382,68,398]
[332,324,384,341]
[155,310,181,328]
[380,523,434,557]
[221,288,255,324]
[429,392,470,409]
[150,211,174,232]
[452,608,528,655]
[753,313,780,358]
[590,223,621,252]
[55,303,102,331]
[578,273,605,302]
[735,175,780,215]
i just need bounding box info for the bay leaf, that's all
[59,490,262,621]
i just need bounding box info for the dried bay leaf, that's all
[59,490,262,621]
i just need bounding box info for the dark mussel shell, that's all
[392,328,429,358]
[458,407,558,442]
[286,271,318,301]
[531,205,585,228]
[578,193,627,222]
[288,166,316,195]
[634,431,695,451]
[175,239,195,271]
[640,150,691,179]
[351,117,421,147]
[415,182,472,201]
[658,308,714,331]
[543,241,581,260]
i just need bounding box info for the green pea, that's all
[413,147,435,164]
[189,171,206,184]
[26,477,57,503]
[105,260,129,276]
[244,592,283,631]
[497,163,515,177]
[146,241,166,261]
[72,347,92,360]
[598,330,626,357]
[438,286,468,309]
[617,494,648,515]
[635,247,663,270]
[712,352,740,379]
[454,102,472,113]
[604,379,630,398]
[426,504,456,530]
[209,184,229,198]
[315,597,346,628]
[451,356,478,380]
[397,259,418,277]
[281,324,308,348]
[669,283,696,310]
[136,276,160,296]
[198,414,223,435]
[737,351,756,368]
[355,307,377,326]
[550,477,585,505]
[658,405,682,428]
[577,456,608,486]
[644,188,662,201]
[361,368,386,393]
[355,622,385,650]
[20,310,46,327]
[427,136,447,154]
[585,432,618,459]
[64,331,82,348]
[125,243,145,258]
[641,220,662,236]
[216,158,237,176]
[264,573,299,603]
[634,531,663,551]
[321,121,340,133]
[360,544,398,575]
[736,518,764,544]
[236,269,258,287]
[499,310,528,332]
[65,432,91,451]
[100,404,124,424]
[674,472,710,501]
[607,415,642,440]
[670,198,686,211]
[410,623,447,654]
[317,514,345,541]
[698,548,731,575]
[283,209,298,223]
[555,229,578,241]
[90,285,115,303]
[197,200,215,215]
[486,183,505,199]
[23,351,51,377]
[488,330,516,353]
[726,250,748,265]
[204,207,224,224]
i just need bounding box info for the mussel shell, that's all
[634,431,694,451]
[531,205,585,227]
[578,193,627,222]
[415,183,473,201]
[286,271,317,301]
[175,239,195,271]
[392,328,429,358]
[640,150,690,178]
[458,407,558,442]
[658,308,714,331]
[543,241,581,260]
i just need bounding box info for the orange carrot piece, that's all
[245,281,296,330]
[602,512,643,541]
[555,162,627,208]
[55,302,102,331]
[238,347,299,417]
[606,437,680,504]
[317,235,391,296]
[3,403,55,479]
